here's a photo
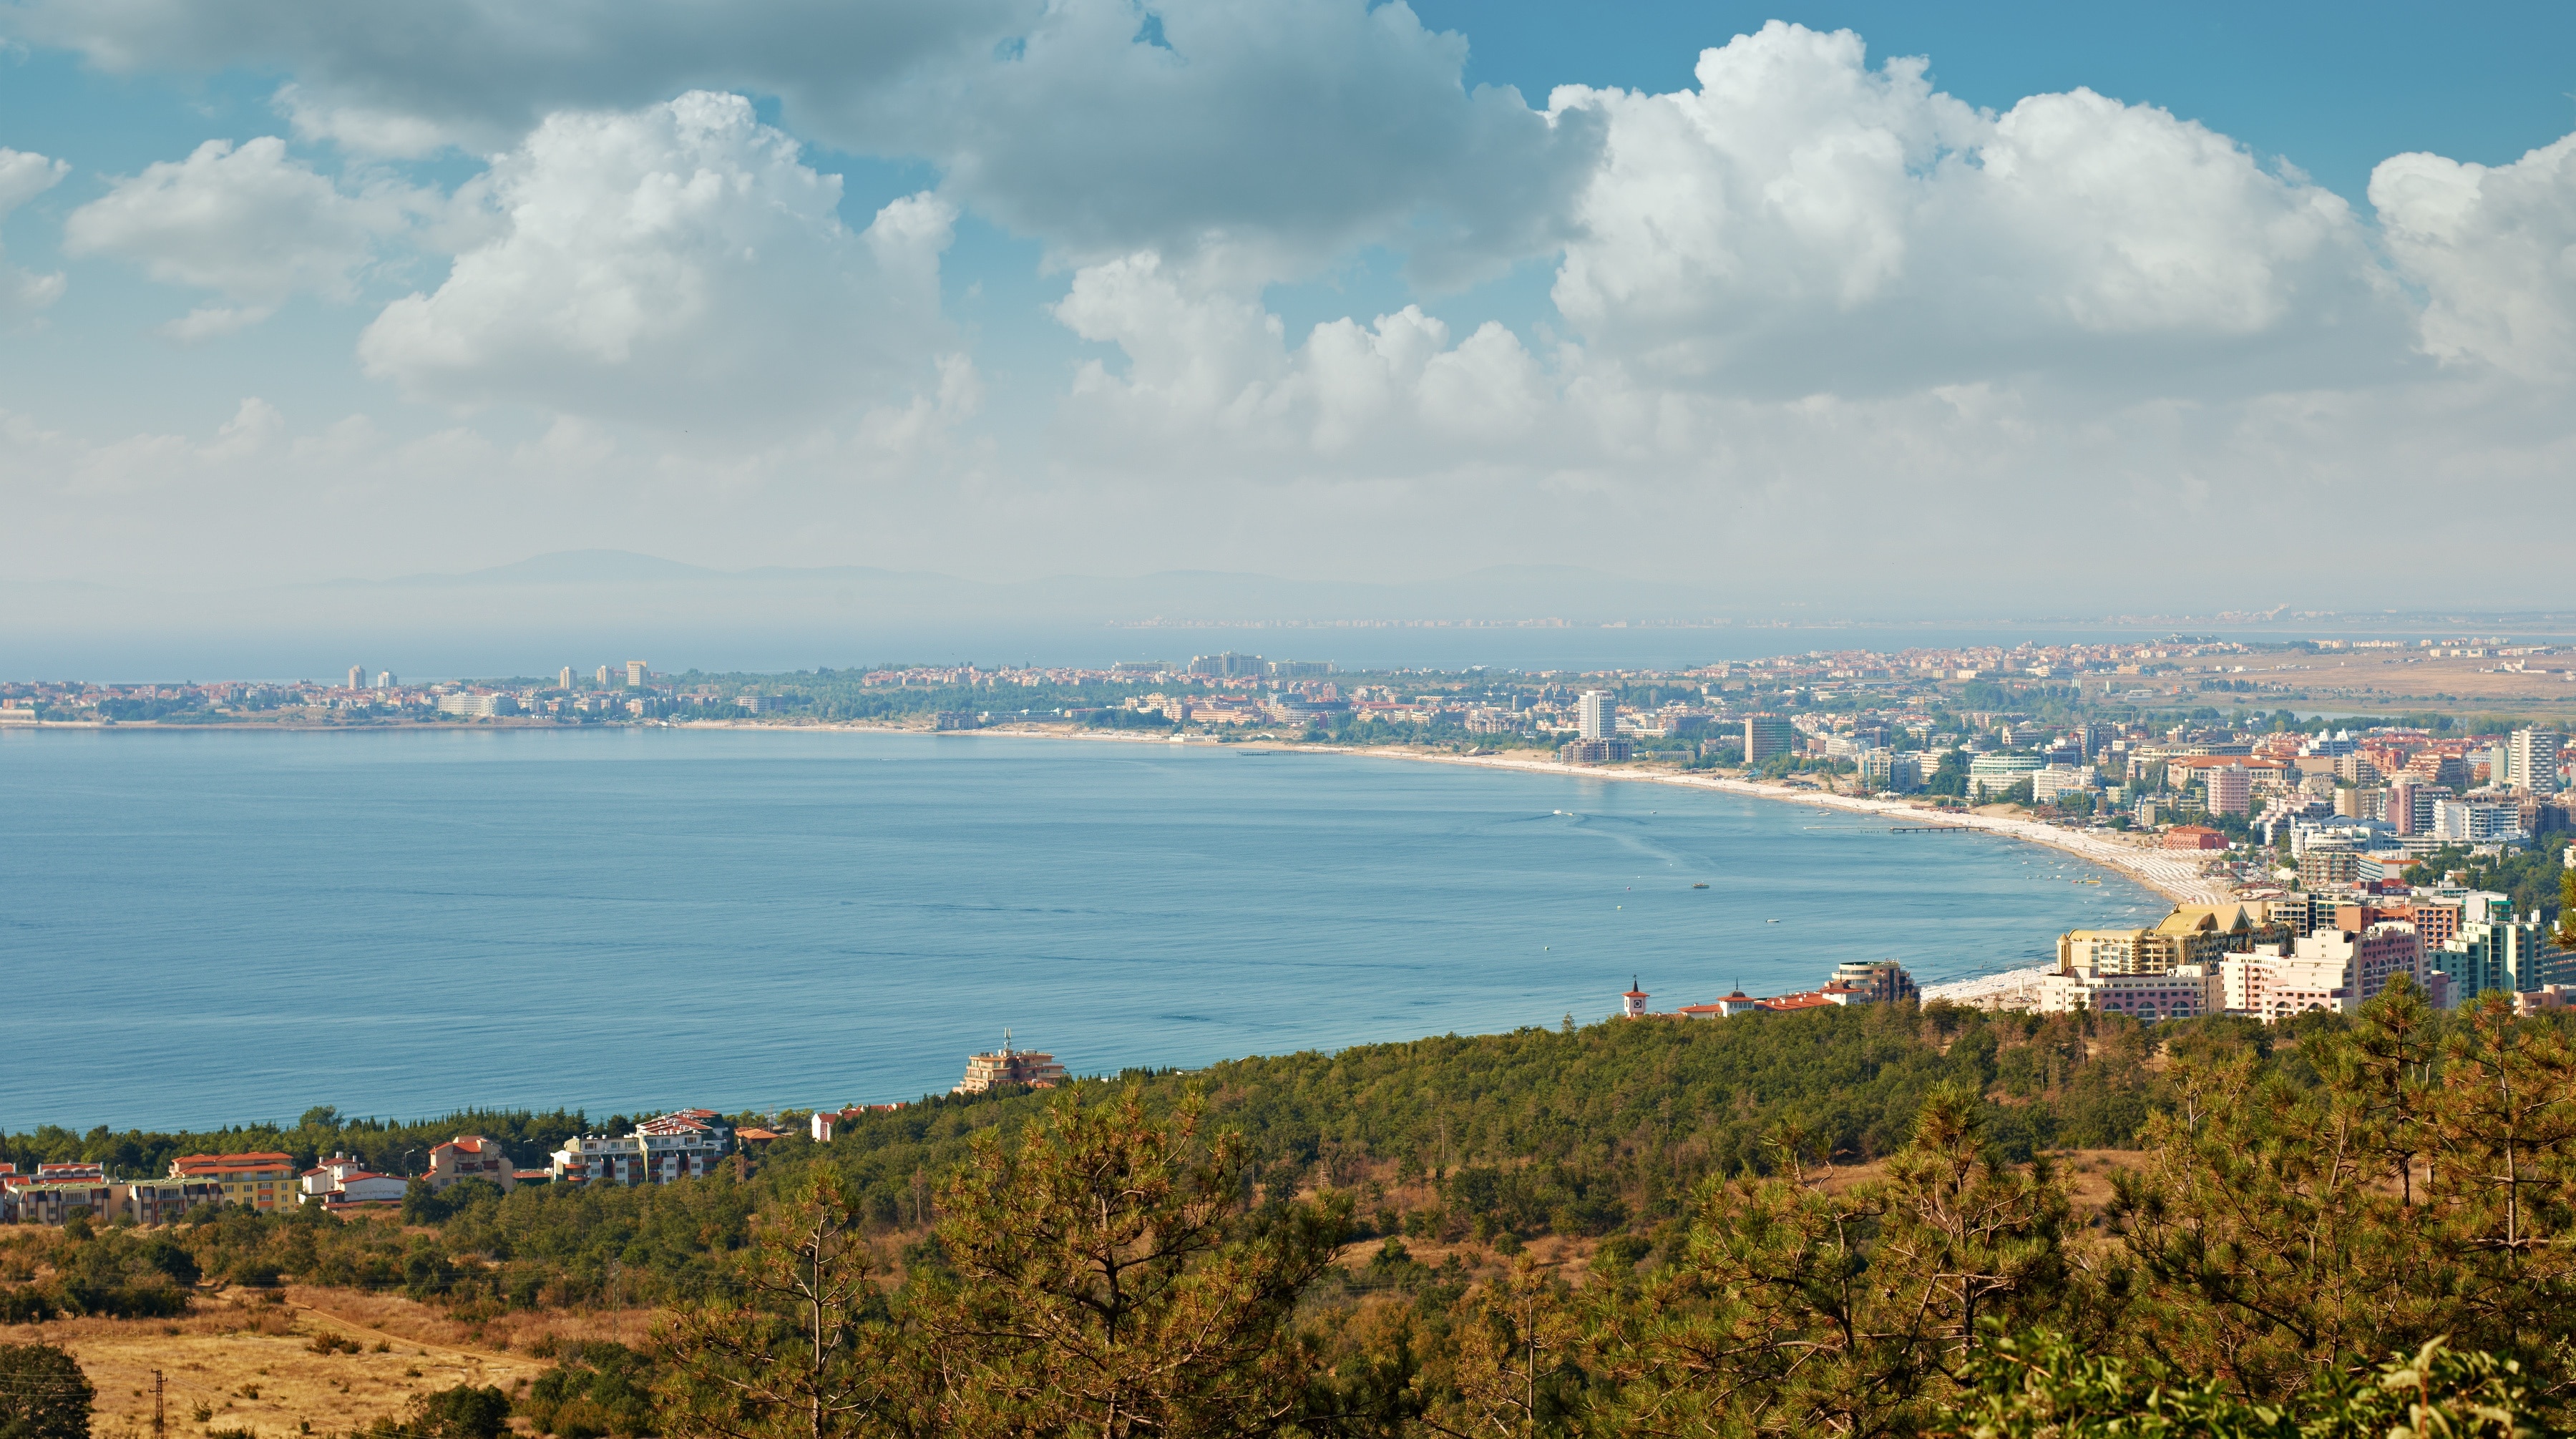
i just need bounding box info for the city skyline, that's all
[4,1,2576,618]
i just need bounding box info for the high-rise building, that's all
[626,660,648,687]
[596,665,613,687]
[2388,780,2449,835]
[1578,691,1614,741]
[558,667,575,691]
[1744,713,1793,765]
[374,672,392,690]
[2511,728,2562,795]
[346,665,364,690]
[2436,907,2551,1000]
[2206,764,2251,816]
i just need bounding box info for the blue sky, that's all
[1,0,2572,617]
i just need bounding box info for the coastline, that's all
[36,713,2226,907]
[855,719,2226,908]
[26,716,2205,1005]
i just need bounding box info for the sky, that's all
[4,0,2575,619]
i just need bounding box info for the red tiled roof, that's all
[172,1151,294,1176]
[1761,992,1835,1011]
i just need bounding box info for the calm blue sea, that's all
[0,728,2162,1133]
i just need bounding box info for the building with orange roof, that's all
[426,1135,516,1194]
[169,1151,296,1211]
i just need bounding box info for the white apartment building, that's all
[2432,799,2524,844]
[550,1110,732,1186]
[1967,753,2044,800]
[2510,728,2562,795]
[436,692,516,718]
[2030,764,2099,804]
[1578,691,1614,741]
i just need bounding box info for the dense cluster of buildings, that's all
[2032,892,2572,1025]
[0,662,699,725]
[0,1111,756,1226]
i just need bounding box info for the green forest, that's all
[9,988,2576,1435]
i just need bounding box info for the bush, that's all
[360,1385,511,1439]
[523,1342,657,1438]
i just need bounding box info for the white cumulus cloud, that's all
[1050,251,1553,471]
[2373,132,2576,379]
[1546,22,2399,395]
[5,0,1596,292]
[357,91,957,429]
[0,147,70,318]
[62,136,420,334]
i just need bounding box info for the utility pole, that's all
[152,1370,165,1439]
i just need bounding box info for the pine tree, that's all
[916,1086,1349,1439]
[659,1168,929,1439]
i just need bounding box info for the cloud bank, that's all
[3,9,2575,615]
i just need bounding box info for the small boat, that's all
[1766,917,1780,924]
[1692,882,1709,889]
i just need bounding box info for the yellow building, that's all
[170,1151,298,1211]
[2060,904,2275,976]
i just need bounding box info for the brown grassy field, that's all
[2215,651,2576,713]
[15,1288,656,1439]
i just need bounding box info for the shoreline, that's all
[874,720,2228,909]
[19,713,2229,908]
[19,716,2213,999]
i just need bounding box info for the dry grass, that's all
[12,1287,658,1439]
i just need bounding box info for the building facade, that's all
[2510,728,2562,795]
[1743,714,1793,766]
[170,1151,298,1211]
[1966,753,2044,800]
[427,1135,517,1194]
[549,1111,733,1186]
[2205,764,2252,816]
[2035,965,2218,1021]
[1577,691,1614,741]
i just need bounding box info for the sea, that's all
[0,727,2165,1133]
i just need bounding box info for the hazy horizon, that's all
[11,546,2576,681]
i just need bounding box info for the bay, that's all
[0,728,2162,1132]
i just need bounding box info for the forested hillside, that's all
[8,992,2572,1435]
